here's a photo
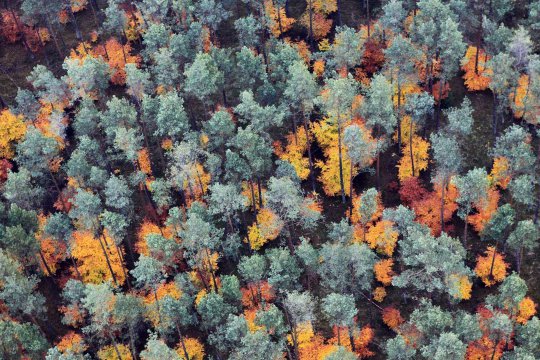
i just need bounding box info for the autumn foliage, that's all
[382,307,404,330]
[461,46,492,91]
[0,109,26,159]
[475,246,508,287]
[71,230,126,285]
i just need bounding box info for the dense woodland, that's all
[0,0,540,359]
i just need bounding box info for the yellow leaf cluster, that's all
[489,157,510,189]
[247,208,284,250]
[397,135,430,181]
[363,220,398,256]
[177,338,205,360]
[446,273,472,301]
[97,344,132,360]
[71,230,126,285]
[312,119,355,197]
[274,128,310,180]
[0,110,26,159]
[373,286,387,302]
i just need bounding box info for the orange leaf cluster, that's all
[300,12,333,40]
[313,59,325,77]
[474,246,508,287]
[511,74,528,118]
[467,188,500,234]
[56,332,87,354]
[246,208,284,250]
[71,230,126,285]
[374,259,395,286]
[466,335,504,360]
[461,46,492,91]
[410,182,458,236]
[399,177,430,206]
[382,307,404,330]
[137,148,152,175]
[0,159,13,183]
[264,0,295,37]
[241,181,266,210]
[0,10,50,51]
[329,325,375,358]
[241,281,276,309]
[516,297,537,324]
[431,80,450,104]
[70,0,88,12]
[40,237,67,275]
[466,307,505,360]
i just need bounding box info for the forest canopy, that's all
[0,0,539,359]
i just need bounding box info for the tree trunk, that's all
[463,213,469,247]
[337,111,346,203]
[176,325,191,360]
[366,0,370,38]
[45,16,64,57]
[97,233,119,286]
[66,2,82,40]
[303,112,316,193]
[440,179,446,233]
[397,83,402,150]
[409,117,414,177]
[489,241,499,279]
[38,250,53,277]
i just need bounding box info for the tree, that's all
[379,0,407,35]
[184,52,223,106]
[318,75,358,201]
[180,208,223,290]
[266,247,301,293]
[140,333,180,360]
[265,176,321,251]
[329,26,364,71]
[208,183,246,231]
[430,133,462,232]
[1,319,48,359]
[283,291,315,360]
[452,168,490,246]
[322,293,357,346]
[235,15,262,48]
[507,220,540,273]
[360,73,396,186]
[284,60,318,191]
[393,227,472,300]
[343,124,376,212]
